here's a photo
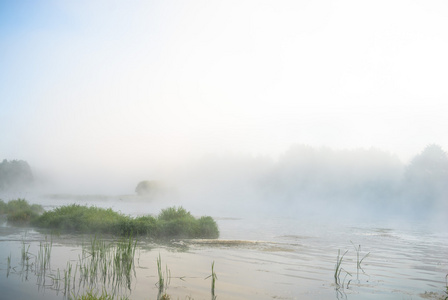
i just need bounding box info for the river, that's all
[0,195,447,300]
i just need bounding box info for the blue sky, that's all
[1,0,448,192]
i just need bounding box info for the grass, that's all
[70,289,130,300]
[351,241,370,280]
[205,261,217,300]
[334,249,351,288]
[444,274,448,300]
[8,233,215,300]
[156,254,171,300]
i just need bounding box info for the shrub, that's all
[0,198,43,224]
[197,216,219,239]
[4,200,219,239]
[33,204,126,233]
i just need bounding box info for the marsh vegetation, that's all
[0,199,219,239]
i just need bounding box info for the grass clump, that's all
[71,289,130,300]
[0,198,43,224]
[29,201,219,239]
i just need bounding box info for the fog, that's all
[2,144,446,228]
[1,1,448,226]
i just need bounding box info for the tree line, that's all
[0,159,33,191]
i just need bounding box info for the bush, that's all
[197,216,220,239]
[2,199,219,239]
[0,198,43,224]
[32,202,219,239]
[33,204,126,233]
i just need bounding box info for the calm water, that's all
[0,195,447,300]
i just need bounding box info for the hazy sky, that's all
[1,0,447,190]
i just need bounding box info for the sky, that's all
[1,0,448,193]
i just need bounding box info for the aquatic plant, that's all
[334,249,351,287]
[156,254,171,300]
[444,274,448,300]
[205,261,217,300]
[71,288,130,300]
[351,241,369,279]
[6,253,11,277]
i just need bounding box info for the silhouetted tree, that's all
[403,144,448,209]
[135,180,160,196]
[0,159,34,191]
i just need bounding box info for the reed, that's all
[156,254,171,300]
[207,261,217,300]
[37,236,52,272]
[7,253,11,277]
[334,249,351,287]
[351,241,369,279]
[444,274,448,300]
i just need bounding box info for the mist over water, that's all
[3,144,446,230]
[2,1,448,298]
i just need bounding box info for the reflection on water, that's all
[1,199,447,300]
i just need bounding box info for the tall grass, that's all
[206,262,217,300]
[334,249,351,288]
[156,254,171,300]
[7,235,220,300]
[351,241,369,280]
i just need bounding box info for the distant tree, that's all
[0,159,34,191]
[135,180,160,196]
[403,144,448,206]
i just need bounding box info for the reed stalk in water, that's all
[334,249,351,287]
[207,261,217,300]
[156,254,171,300]
[351,241,369,279]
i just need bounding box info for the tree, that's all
[0,159,34,191]
[403,144,448,207]
[135,180,160,196]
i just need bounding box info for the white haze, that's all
[0,1,447,225]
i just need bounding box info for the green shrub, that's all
[4,199,219,239]
[158,206,193,221]
[33,204,126,233]
[197,216,219,239]
[0,198,43,224]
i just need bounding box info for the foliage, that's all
[34,204,127,234]
[0,198,43,224]
[135,180,160,196]
[403,144,448,205]
[0,159,33,191]
[157,207,219,239]
[28,201,219,239]
[71,289,129,300]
